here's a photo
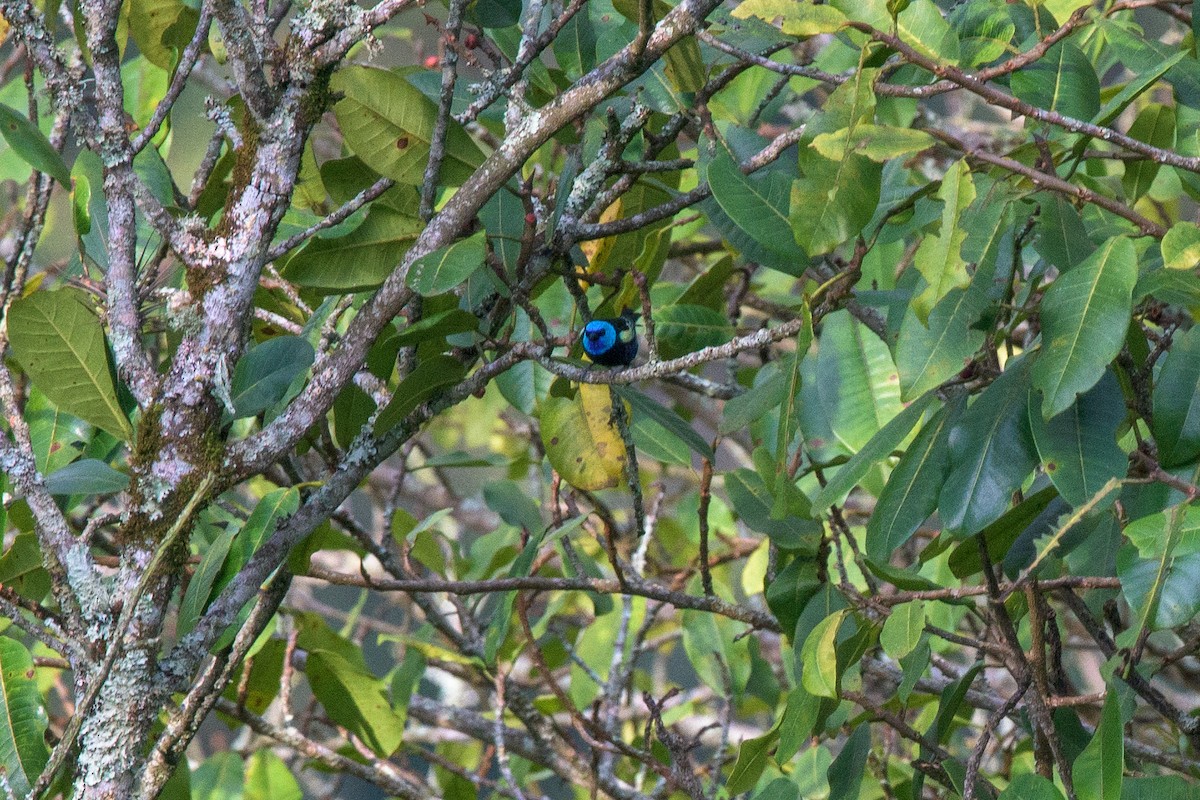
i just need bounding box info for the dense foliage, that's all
[1,0,1200,798]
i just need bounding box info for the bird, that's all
[581,310,639,367]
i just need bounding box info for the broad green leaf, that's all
[1032,236,1137,420]
[1162,221,1200,270]
[866,397,960,560]
[552,11,596,76]
[245,751,302,800]
[765,556,823,634]
[483,480,543,533]
[307,649,406,756]
[826,724,870,800]
[332,66,484,186]
[1073,686,1123,800]
[392,309,479,348]
[406,232,487,295]
[375,355,468,436]
[913,159,975,321]
[1123,104,1176,202]
[44,459,130,495]
[810,125,935,163]
[727,468,822,551]
[896,0,960,64]
[653,304,734,359]
[191,752,244,800]
[178,525,236,636]
[540,392,628,491]
[791,71,881,256]
[230,336,315,419]
[998,774,1065,800]
[0,637,49,799]
[815,311,903,452]
[1011,41,1100,121]
[129,0,198,70]
[616,387,714,458]
[706,137,807,272]
[896,285,988,399]
[731,0,847,36]
[483,525,548,663]
[726,726,779,795]
[283,207,425,292]
[948,485,1059,578]
[1153,326,1200,467]
[773,310,813,513]
[1028,373,1127,507]
[721,358,789,434]
[940,359,1038,536]
[880,600,925,660]
[0,104,70,185]
[26,387,89,476]
[1119,502,1200,630]
[1034,193,1094,272]
[811,390,939,509]
[800,609,846,698]
[954,3,1015,68]
[8,289,133,440]
[776,685,822,763]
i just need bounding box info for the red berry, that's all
[424,55,440,68]
[525,212,536,225]
[465,33,479,49]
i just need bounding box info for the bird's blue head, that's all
[582,320,617,357]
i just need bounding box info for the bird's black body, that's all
[582,311,639,367]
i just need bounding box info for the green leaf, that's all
[791,71,881,256]
[552,11,596,76]
[26,387,89,476]
[896,285,988,400]
[44,459,130,495]
[483,526,548,664]
[1032,236,1137,420]
[896,0,959,63]
[811,390,939,509]
[129,0,199,70]
[307,649,406,756]
[192,752,244,800]
[406,232,487,295]
[375,355,468,436]
[0,637,49,799]
[1073,686,1123,800]
[880,600,925,660]
[1161,221,1200,270]
[178,526,236,636]
[1153,326,1200,467]
[332,66,484,186]
[1011,41,1100,121]
[776,685,821,763]
[998,773,1065,800]
[815,311,903,452]
[726,468,822,550]
[826,724,870,800]
[948,485,1059,578]
[653,304,734,359]
[867,397,960,561]
[730,0,847,36]
[8,289,133,440]
[245,751,302,800]
[1119,502,1200,631]
[939,359,1038,536]
[765,557,823,633]
[0,104,70,186]
[616,387,713,459]
[231,336,314,420]
[913,159,976,321]
[800,609,845,698]
[726,726,780,794]
[720,359,789,434]
[483,480,543,533]
[283,206,425,292]
[1028,372,1127,507]
[1034,193,1094,271]
[705,137,807,273]
[811,124,935,163]
[1123,104,1176,202]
